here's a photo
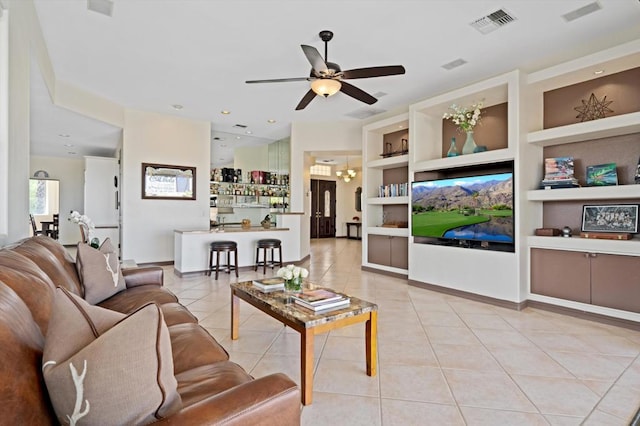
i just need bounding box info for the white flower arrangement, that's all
[276,264,309,281]
[443,102,483,132]
[68,211,95,230]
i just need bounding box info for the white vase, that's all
[462,131,477,155]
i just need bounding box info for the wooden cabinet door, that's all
[591,253,640,313]
[530,248,591,303]
[390,237,408,269]
[368,235,390,266]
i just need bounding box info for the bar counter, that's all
[174,213,305,275]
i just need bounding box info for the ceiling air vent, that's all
[345,108,386,120]
[470,9,516,35]
[232,124,248,129]
[562,2,602,22]
[87,0,114,17]
[442,58,468,71]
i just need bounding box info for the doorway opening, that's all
[310,179,336,238]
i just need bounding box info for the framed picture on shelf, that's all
[581,204,639,233]
[586,163,618,186]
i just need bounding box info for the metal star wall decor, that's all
[574,92,614,122]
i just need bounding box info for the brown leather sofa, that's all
[0,236,300,425]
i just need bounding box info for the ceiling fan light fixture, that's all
[311,79,341,97]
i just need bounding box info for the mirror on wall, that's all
[29,178,60,236]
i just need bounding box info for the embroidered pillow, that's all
[76,238,126,304]
[42,288,182,425]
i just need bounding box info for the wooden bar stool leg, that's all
[255,247,259,271]
[262,247,267,274]
[278,246,283,268]
[215,250,221,280]
[234,248,238,277]
[207,249,213,276]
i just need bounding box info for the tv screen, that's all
[411,172,514,245]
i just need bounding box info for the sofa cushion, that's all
[15,236,84,297]
[158,302,199,326]
[76,238,126,304]
[174,363,253,407]
[0,281,56,423]
[42,288,182,425]
[168,323,230,374]
[98,285,178,314]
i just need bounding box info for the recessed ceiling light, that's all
[64,143,74,147]
[59,134,70,138]
[171,104,183,110]
[235,136,241,140]
[245,130,252,134]
[594,69,605,75]
[221,110,231,115]
[267,119,276,123]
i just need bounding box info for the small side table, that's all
[346,222,362,240]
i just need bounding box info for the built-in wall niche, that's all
[543,67,640,129]
[441,102,508,157]
[539,133,640,232]
[382,129,409,158]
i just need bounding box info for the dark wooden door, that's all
[310,179,336,238]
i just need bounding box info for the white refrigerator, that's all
[84,156,120,252]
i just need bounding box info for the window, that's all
[310,164,331,176]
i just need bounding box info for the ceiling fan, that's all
[245,30,406,110]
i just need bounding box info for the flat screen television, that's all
[411,172,514,250]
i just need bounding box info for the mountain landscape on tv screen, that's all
[412,177,513,211]
[411,175,514,244]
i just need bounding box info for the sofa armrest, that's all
[156,373,300,425]
[122,266,164,288]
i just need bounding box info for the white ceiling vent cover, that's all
[562,2,602,22]
[470,9,516,35]
[87,0,114,17]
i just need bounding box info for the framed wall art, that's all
[581,204,638,233]
[586,163,618,186]
[142,163,196,200]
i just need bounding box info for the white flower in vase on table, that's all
[276,264,309,292]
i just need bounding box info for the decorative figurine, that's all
[562,226,572,238]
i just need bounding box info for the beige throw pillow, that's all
[76,238,126,304]
[42,287,182,425]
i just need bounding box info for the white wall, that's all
[234,145,268,176]
[121,109,210,263]
[30,155,84,245]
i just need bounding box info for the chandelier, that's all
[336,157,356,182]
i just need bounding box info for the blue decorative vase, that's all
[446,137,459,157]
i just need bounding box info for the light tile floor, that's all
[161,238,640,425]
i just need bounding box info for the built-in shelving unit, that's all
[523,39,640,322]
[362,113,410,275]
[360,40,640,323]
[406,70,527,303]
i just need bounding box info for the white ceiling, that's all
[30,0,640,167]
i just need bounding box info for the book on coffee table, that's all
[252,277,285,291]
[292,289,350,312]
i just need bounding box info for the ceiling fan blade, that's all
[295,89,317,110]
[341,65,406,80]
[339,81,377,105]
[301,45,328,75]
[246,77,310,84]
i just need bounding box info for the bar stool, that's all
[254,238,283,274]
[208,241,238,280]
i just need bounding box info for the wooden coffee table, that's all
[230,281,378,405]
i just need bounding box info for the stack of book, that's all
[291,289,350,312]
[252,277,285,292]
[539,157,580,189]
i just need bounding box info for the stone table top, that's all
[231,281,378,329]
